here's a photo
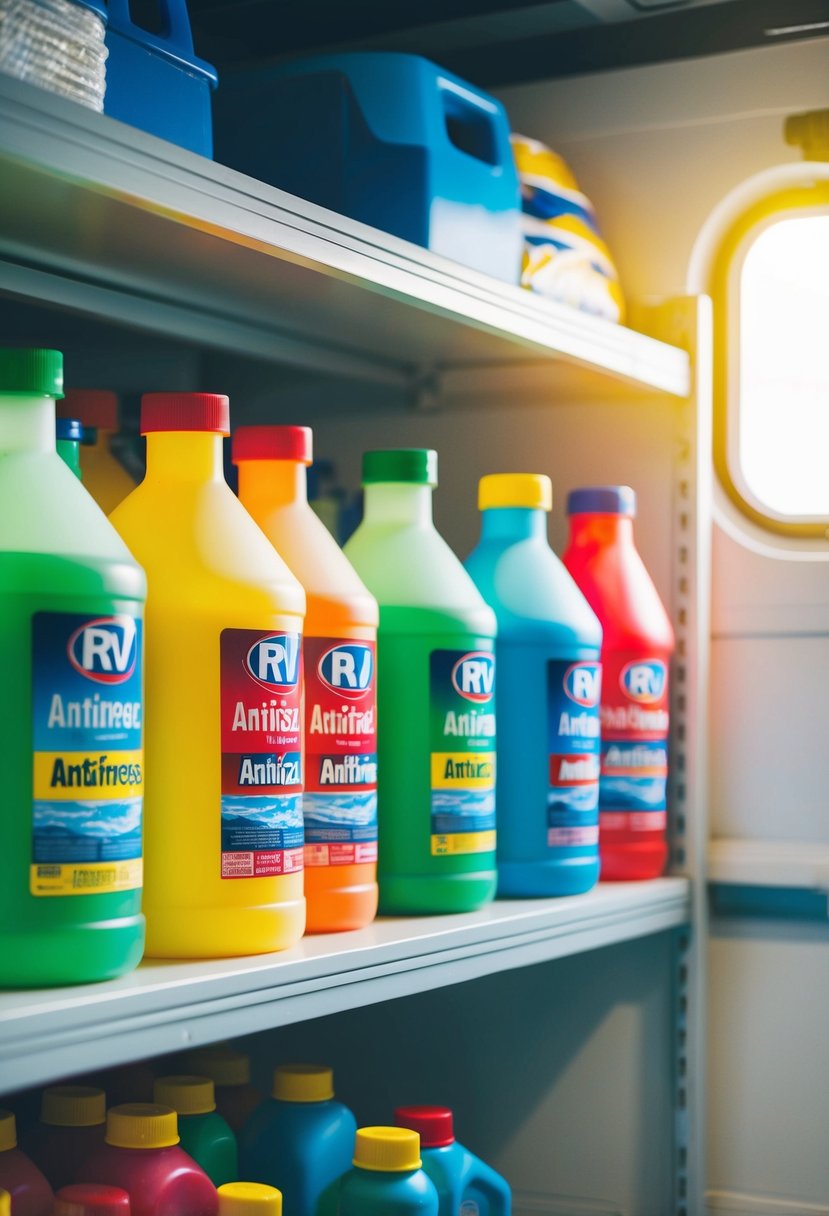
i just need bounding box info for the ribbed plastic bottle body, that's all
[564,510,674,880]
[74,1144,218,1216]
[420,1143,511,1216]
[110,431,306,957]
[177,1113,237,1189]
[239,1099,356,1216]
[345,483,497,915]
[466,507,602,897]
[0,390,146,987]
[80,433,136,515]
[236,457,379,933]
[338,1166,438,1216]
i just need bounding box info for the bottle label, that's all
[220,629,304,878]
[303,637,378,868]
[429,648,496,856]
[31,612,143,897]
[599,654,669,833]
[547,659,601,847]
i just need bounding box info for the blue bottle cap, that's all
[56,418,84,443]
[566,486,637,517]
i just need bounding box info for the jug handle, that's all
[105,0,196,54]
[437,75,505,167]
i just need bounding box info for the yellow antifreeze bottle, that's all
[110,393,306,958]
[59,390,136,513]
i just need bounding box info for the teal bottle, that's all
[338,1128,438,1216]
[239,1065,355,1216]
[465,474,602,897]
[0,348,145,988]
[154,1076,238,1188]
[395,1107,511,1216]
[56,418,83,479]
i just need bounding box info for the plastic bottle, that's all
[54,1184,131,1215]
[344,450,497,914]
[395,1107,511,1216]
[109,393,306,958]
[56,418,83,479]
[233,426,379,932]
[75,1104,217,1216]
[0,1188,8,1216]
[22,1086,106,1190]
[0,348,145,987]
[465,474,602,897]
[217,1184,282,1215]
[338,1128,438,1216]
[183,1048,264,1134]
[59,390,136,513]
[0,1111,53,1216]
[563,486,675,880]
[153,1077,237,1187]
[239,1065,355,1216]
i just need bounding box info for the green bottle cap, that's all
[362,449,437,486]
[0,348,63,398]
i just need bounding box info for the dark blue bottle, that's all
[465,475,602,896]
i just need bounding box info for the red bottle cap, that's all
[232,426,312,465]
[59,390,119,431]
[394,1105,455,1148]
[54,1185,131,1216]
[141,393,230,435]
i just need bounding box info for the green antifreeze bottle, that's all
[344,450,497,914]
[0,349,146,986]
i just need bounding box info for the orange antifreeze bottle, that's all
[110,395,306,957]
[58,391,136,513]
[234,426,379,932]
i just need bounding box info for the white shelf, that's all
[708,838,829,890]
[0,878,690,1094]
[0,76,690,400]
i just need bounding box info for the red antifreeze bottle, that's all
[563,487,674,880]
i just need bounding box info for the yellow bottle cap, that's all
[217,1182,283,1214]
[0,1111,16,1152]
[272,1065,333,1104]
[105,1104,179,1149]
[353,1127,421,1173]
[154,1076,216,1116]
[186,1047,251,1088]
[0,1188,9,1216]
[42,1085,106,1128]
[478,473,552,512]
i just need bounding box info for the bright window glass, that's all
[738,215,829,519]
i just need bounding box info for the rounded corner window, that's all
[711,180,829,539]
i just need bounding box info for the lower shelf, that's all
[0,877,690,1094]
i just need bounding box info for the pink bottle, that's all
[76,1105,218,1216]
[22,1086,107,1190]
[55,1185,132,1215]
[0,1110,53,1216]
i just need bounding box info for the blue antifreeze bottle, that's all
[465,474,602,896]
[239,1064,355,1216]
[395,1106,511,1216]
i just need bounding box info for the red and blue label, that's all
[304,636,378,868]
[547,659,601,849]
[599,653,669,834]
[220,628,304,879]
[31,611,144,897]
[429,648,496,856]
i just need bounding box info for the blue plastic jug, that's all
[104,0,218,157]
[465,474,602,897]
[214,52,523,283]
[239,1065,355,1216]
[395,1107,511,1216]
[338,1128,438,1216]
